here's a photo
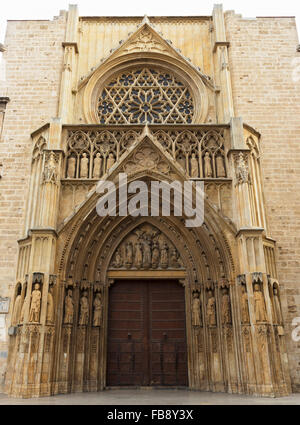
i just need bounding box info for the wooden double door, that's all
[107,280,188,387]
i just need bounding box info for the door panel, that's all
[107,280,188,387]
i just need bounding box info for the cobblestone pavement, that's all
[0,389,300,405]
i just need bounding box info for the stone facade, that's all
[0,4,299,397]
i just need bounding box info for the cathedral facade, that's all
[0,5,300,397]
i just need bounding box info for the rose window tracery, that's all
[97,68,194,125]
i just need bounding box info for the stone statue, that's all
[206,290,216,326]
[125,242,133,268]
[43,151,57,183]
[241,285,250,323]
[273,286,283,324]
[170,248,179,268]
[67,156,76,178]
[106,153,115,171]
[93,292,102,327]
[221,288,232,325]
[151,241,160,269]
[254,283,267,322]
[190,153,199,178]
[192,292,202,326]
[80,153,89,178]
[12,294,21,326]
[143,239,152,268]
[134,242,143,268]
[93,153,102,178]
[29,283,41,323]
[79,291,89,326]
[63,289,74,324]
[113,249,123,268]
[160,242,169,268]
[204,152,212,177]
[46,286,54,324]
[216,155,226,178]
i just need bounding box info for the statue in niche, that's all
[79,291,89,325]
[170,248,180,268]
[151,241,160,269]
[273,286,283,324]
[29,283,41,323]
[64,289,74,324]
[241,285,250,323]
[93,292,102,327]
[80,153,89,178]
[134,242,143,269]
[190,153,199,178]
[192,292,202,327]
[143,239,152,268]
[221,287,232,325]
[125,242,133,268]
[12,291,22,326]
[216,155,226,178]
[160,242,169,268]
[67,156,76,178]
[43,151,57,183]
[93,153,103,178]
[46,286,54,324]
[254,283,267,322]
[204,152,213,177]
[206,290,216,326]
[106,153,115,171]
[236,152,249,183]
[113,249,123,268]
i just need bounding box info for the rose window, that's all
[97,68,194,124]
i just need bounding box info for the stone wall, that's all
[225,11,300,391]
[0,11,67,389]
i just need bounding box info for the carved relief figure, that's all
[79,291,89,325]
[273,286,283,324]
[160,242,169,268]
[236,152,249,183]
[67,156,76,178]
[63,289,74,324]
[192,292,202,326]
[46,286,54,324]
[12,292,22,326]
[29,284,41,323]
[151,241,160,269]
[206,290,216,326]
[216,155,226,177]
[241,285,250,323]
[170,249,179,268]
[125,242,133,268]
[134,242,143,268]
[106,153,115,171]
[221,288,232,325]
[143,239,152,268]
[93,293,102,327]
[190,153,199,177]
[113,249,123,268]
[254,283,267,322]
[80,153,89,178]
[93,153,103,178]
[204,152,212,177]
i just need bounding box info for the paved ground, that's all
[0,389,300,405]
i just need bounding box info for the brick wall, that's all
[0,12,66,389]
[225,11,300,390]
